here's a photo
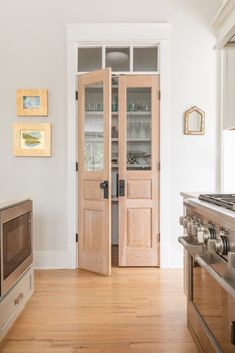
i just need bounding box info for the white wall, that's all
[0,0,221,268]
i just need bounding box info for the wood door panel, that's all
[84,209,103,251]
[118,75,160,267]
[127,208,152,248]
[127,180,152,199]
[84,181,103,201]
[78,68,111,275]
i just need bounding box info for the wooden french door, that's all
[118,75,160,266]
[78,68,111,275]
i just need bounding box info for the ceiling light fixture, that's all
[106,51,128,64]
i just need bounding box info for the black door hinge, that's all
[158,90,161,100]
[76,233,78,243]
[158,233,160,242]
[76,162,78,172]
[75,91,78,101]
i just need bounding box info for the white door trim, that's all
[65,22,171,268]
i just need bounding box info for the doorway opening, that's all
[77,69,160,274]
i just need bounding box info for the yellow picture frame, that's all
[13,123,51,157]
[16,89,48,116]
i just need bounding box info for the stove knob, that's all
[179,216,185,226]
[183,217,190,228]
[207,239,216,253]
[179,216,190,229]
[191,224,198,236]
[203,226,216,244]
[208,236,230,255]
[187,220,193,234]
[215,235,230,255]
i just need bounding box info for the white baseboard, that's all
[34,250,71,269]
[165,249,183,268]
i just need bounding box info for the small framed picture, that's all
[16,89,48,116]
[184,106,205,135]
[13,123,51,157]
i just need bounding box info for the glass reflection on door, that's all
[84,82,104,171]
[126,88,151,170]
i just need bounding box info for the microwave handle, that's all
[231,321,235,346]
[178,236,203,256]
[195,255,235,298]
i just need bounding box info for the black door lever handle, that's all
[100,180,109,199]
[119,179,125,197]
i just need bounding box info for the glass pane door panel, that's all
[84,83,104,171]
[126,88,151,170]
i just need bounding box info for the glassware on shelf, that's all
[143,121,151,138]
[134,121,142,138]
[86,99,103,111]
[112,96,118,112]
[127,121,133,138]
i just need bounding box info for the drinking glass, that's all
[127,121,133,138]
[134,121,142,138]
[143,122,151,138]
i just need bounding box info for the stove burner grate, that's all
[199,194,235,211]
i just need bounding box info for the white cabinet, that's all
[0,267,34,342]
[223,49,235,129]
[213,1,235,129]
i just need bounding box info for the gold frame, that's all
[184,106,205,135]
[13,123,51,157]
[16,89,48,116]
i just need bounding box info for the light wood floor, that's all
[0,268,198,353]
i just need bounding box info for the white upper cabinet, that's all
[224,49,235,129]
[213,0,235,129]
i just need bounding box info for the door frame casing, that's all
[65,23,171,269]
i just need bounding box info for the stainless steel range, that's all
[179,194,235,353]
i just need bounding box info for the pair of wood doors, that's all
[78,68,160,275]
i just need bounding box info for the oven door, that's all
[192,254,235,353]
[0,200,33,297]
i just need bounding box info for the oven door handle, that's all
[195,255,235,298]
[178,236,204,257]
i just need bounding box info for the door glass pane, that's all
[84,82,104,171]
[126,88,151,170]
[78,47,102,72]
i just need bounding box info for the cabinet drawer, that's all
[0,268,33,331]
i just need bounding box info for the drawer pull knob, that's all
[14,292,24,305]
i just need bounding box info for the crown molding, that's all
[212,0,235,29]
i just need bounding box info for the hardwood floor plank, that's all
[0,268,198,353]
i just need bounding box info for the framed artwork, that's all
[184,106,205,135]
[16,89,48,116]
[13,123,51,157]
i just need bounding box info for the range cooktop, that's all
[199,194,235,211]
